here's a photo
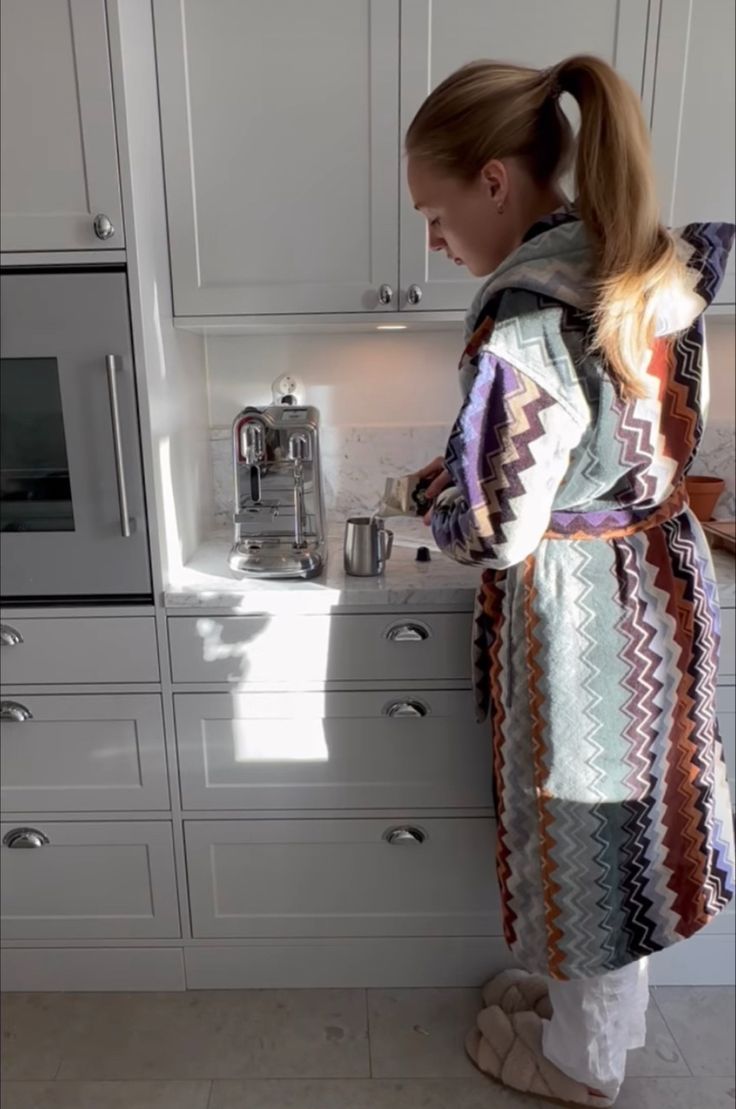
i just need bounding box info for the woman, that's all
[407,55,735,1106]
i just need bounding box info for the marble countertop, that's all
[164,525,736,613]
[164,525,480,612]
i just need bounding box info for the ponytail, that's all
[405,55,687,398]
[554,56,685,396]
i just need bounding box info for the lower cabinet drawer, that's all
[174,691,493,810]
[717,684,735,795]
[0,821,180,940]
[185,817,499,939]
[720,609,735,681]
[0,616,159,684]
[168,612,472,685]
[0,693,170,812]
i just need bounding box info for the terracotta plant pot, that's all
[685,476,726,522]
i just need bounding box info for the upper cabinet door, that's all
[399,0,652,312]
[154,0,399,316]
[651,0,735,308]
[0,0,124,252]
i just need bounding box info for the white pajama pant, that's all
[542,958,649,1098]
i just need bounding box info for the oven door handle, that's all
[105,355,132,539]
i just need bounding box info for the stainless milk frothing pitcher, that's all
[343,516,394,576]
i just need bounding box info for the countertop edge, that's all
[163,542,735,614]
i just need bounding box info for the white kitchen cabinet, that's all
[168,611,473,685]
[154,0,399,315]
[717,685,735,801]
[651,0,735,307]
[0,0,124,252]
[0,821,180,939]
[717,604,735,803]
[721,608,735,682]
[0,694,169,812]
[185,817,500,938]
[399,0,653,310]
[155,0,653,318]
[155,1,733,321]
[0,616,160,685]
[175,690,493,810]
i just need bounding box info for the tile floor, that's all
[1,987,734,1108]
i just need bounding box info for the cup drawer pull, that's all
[384,700,428,718]
[3,827,50,849]
[0,624,23,647]
[385,623,430,642]
[384,826,426,846]
[0,701,33,723]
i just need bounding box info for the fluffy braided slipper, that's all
[465,1005,615,1108]
[481,968,553,1018]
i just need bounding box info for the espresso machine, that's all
[228,404,327,579]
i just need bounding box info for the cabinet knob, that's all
[377,283,394,305]
[384,826,426,846]
[0,700,33,723]
[384,700,428,718]
[3,828,49,849]
[407,284,423,305]
[93,213,115,240]
[0,624,23,647]
[385,622,430,642]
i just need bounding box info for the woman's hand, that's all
[417,456,452,524]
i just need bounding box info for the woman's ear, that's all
[481,159,510,213]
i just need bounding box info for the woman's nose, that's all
[428,227,446,252]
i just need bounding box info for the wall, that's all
[111,0,211,587]
[206,328,464,526]
[206,315,736,527]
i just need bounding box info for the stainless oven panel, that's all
[0,270,151,599]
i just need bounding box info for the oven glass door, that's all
[1,356,75,534]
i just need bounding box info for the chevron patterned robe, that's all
[432,214,736,979]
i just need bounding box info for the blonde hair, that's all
[405,55,686,398]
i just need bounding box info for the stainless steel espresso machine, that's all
[228,404,327,579]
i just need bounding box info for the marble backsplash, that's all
[210,421,735,527]
[210,424,449,527]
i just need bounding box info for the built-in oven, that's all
[0,268,152,602]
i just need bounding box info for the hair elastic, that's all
[547,70,563,101]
